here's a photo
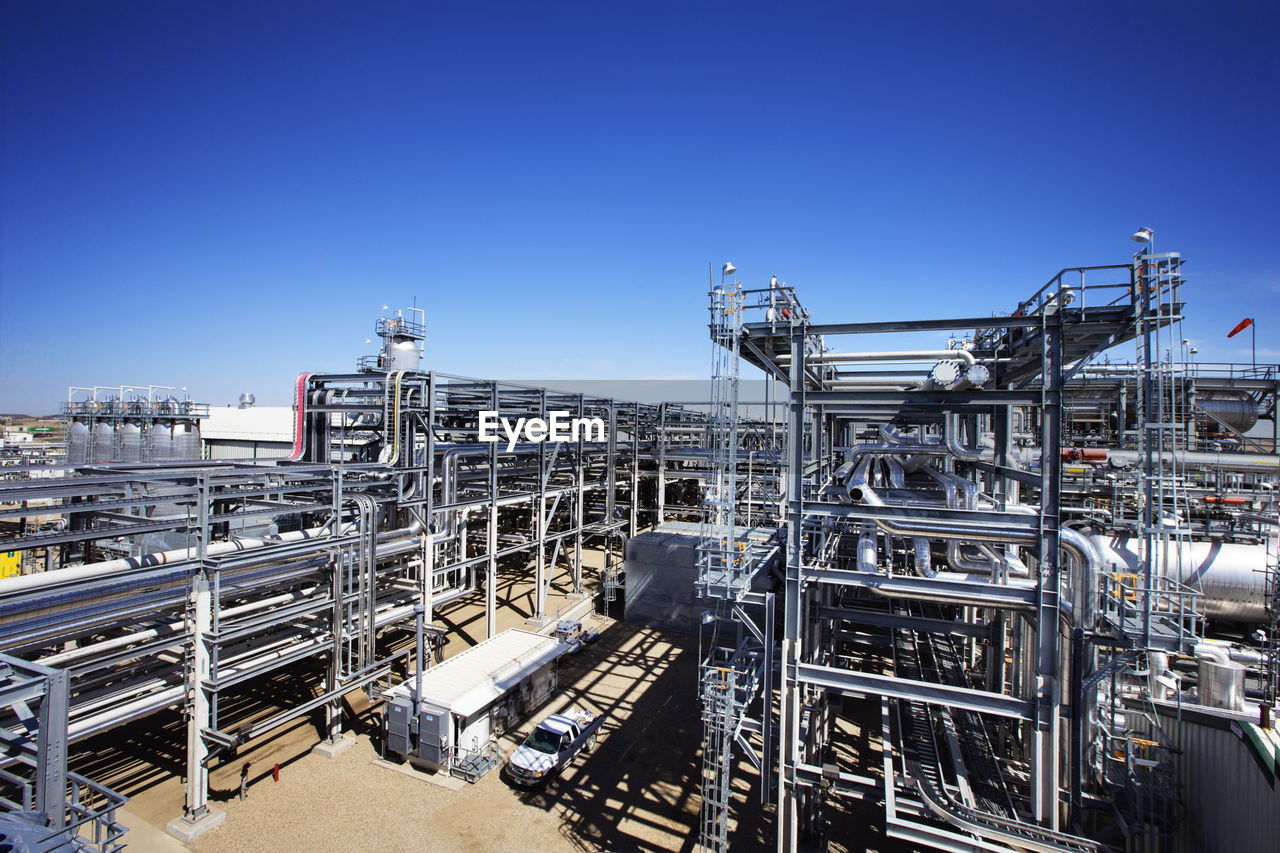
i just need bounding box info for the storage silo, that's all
[119,422,143,463]
[91,422,115,463]
[173,421,201,460]
[148,422,171,462]
[68,421,89,465]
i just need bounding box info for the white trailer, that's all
[384,628,564,776]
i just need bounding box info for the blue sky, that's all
[2,1,1278,413]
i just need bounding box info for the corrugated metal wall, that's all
[204,440,293,460]
[1155,707,1280,853]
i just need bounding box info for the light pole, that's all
[1130,226,1154,253]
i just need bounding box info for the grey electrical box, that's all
[386,697,413,757]
[417,704,450,766]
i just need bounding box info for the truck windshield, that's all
[525,726,561,754]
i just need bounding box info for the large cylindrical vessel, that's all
[148,423,172,462]
[1198,659,1245,710]
[1196,392,1263,435]
[1090,533,1270,622]
[119,422,142,463]
[172,421,201,460]
[384,339,420,371]
[67,420,89,465]
[91,422,115,463]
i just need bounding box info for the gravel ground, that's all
[116,616,764,853]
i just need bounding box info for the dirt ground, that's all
[97,615,772,853]
[65,545,907,853]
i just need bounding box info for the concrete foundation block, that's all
[165,806,226,842]
[311,734,357,758]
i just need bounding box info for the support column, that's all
[487,382,498,639]
[657,404,667,525]
[778,328,806,853]
[168,570,225,841]
[35,665,68,831]
[630,402,639,537]
[533,389,548,623]
[573,394,585,594]
[1033,306,1063,829]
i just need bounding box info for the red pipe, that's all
[286,373,312,460]
[1062,448,1108,462]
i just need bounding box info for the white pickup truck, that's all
[506,705,605,786]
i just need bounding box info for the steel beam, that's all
[796,662,1033,720]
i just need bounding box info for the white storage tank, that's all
[172,421,201,460]
[67,421,89,465]
[384,338,420,371]
[119,422,143,463]
[149,423,173,462]
[91,422,114,463]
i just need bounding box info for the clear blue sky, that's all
[2,1,1277,413]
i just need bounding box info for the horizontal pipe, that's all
[779,349,976,366]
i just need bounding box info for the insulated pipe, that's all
[913,538,935,577]
[844,443,949,481]
[778,349,976,366]
[1089,534,1270,621]
[847,479,1102,624]
[879,424,910,444]
[1194,643,1230,665]
[862,572,1038,609]
[2,515,430,600]
[35,583,324,667]
[881,424,948,473]
[948,542,999,574]
[0,525,340,595]
[918,467,1004,575]
[857,524,878,573]
[286,372,312,460]
[413,604,425,717]
[945,413,990,462]
[1104,448,1280,475]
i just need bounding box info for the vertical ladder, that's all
[699,282,745,598]
[1264,523,1280,707]
[1120,251,1191,851]
[699,661,742,853]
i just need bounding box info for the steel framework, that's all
[0,322,719,842]
[700,248,1280,853]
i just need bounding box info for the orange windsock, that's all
[1228,318,1254,338]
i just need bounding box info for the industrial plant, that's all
[2,238,1278,852]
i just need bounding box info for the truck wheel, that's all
[586,733,597,752]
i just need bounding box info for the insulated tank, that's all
[67,421,89,465]
[91,422,115,463]
[172,421,200,460]
[148,423,172,462]
[1089,533,1269,622]
[1198,659,1246,710]
[384,339,420,371]
[119,422,142,463]
[1196,392,1263,435]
